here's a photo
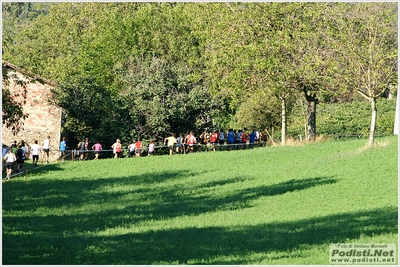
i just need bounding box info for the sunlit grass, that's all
[2,136,398,264]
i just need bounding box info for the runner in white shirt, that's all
[42,136,51,163]
[3,150,16,180]
[31,140,40,167]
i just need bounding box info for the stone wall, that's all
[2,64,62,162]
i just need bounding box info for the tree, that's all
[51,75,129,147]
[2,67,28,134]
[331,3,398,146]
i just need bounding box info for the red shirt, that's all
[135,141,142,149]
[241,133,248,142]
[210,133,218,142]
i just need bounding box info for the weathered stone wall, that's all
[2,67,62,162]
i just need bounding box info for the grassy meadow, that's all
[2,136,398,265]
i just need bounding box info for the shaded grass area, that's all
[3,207,397,264]
[2,136,398,264]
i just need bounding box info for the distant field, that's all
[2,136,398,264]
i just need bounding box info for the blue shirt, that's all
[250,131,256,143]
[60,140,67,151]
[227,131,235,143]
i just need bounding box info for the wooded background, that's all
[2,2,397,147]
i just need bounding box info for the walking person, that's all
[16,145,26,173]
[92,141,102,160]
[148,140,155,156]
[79,138,86,160]
[227,129,235,151]
[176,134,183,154]
[164,133,177,156]
[3,149,16,180]
[185,131,196,153]
[42,136,51,163]
[128,140,136,158]
[219,129,225,151]
[241,129,248,149]
[210,130,219,152]
[31,140,40,166]
[111,139,122,158]
[59,137,68,162]
[135,138,142,157]
[249,130,256,148]
[199,129,209,151]
[235,130,242,150]
[10,140,17,155]
[84,138,90,160]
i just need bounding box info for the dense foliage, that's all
[2,2,397,146]
[286,98,397,139]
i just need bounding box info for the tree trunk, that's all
[281,97,286,145]
[368,97,377,147]
[303,90,318,142]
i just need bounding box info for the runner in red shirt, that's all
[210,130,219,152]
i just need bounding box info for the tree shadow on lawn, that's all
[3,171,338,231]
[3,172,343,264]
[2,206,397,264]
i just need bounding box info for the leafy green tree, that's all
[51,75,131,147]
[2,66,28,134]
[329,3,398,146]
[119,55,219,140]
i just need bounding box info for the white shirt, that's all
[43,138,50,149]
[4,153,16,163]
[149,143,154,152]
[31,144,40,156]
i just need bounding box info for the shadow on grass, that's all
[3,170,348,264]
[3,171,337,224]
[3,207,397,264]
[3,171,349,264]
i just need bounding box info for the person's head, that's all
[34,140,38,144]
[96,141,99,144]
[47,136,50,139]
[172,133,176,137]
[82,138,85,142]
[117,139,120,143]
[62,137,66,141]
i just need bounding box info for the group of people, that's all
[163,129,263,156]
[76,138,155,159]
[2,136,51,180]
[68,128,264,161]
[2,129,264,179]
[77,138,103,160]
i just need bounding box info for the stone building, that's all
[2,61,63,161]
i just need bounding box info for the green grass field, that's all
[2,136,398,265]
